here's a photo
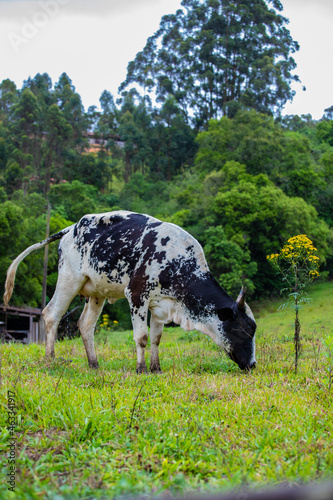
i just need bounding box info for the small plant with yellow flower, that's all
[267,234,320,373]
[95,313,119,342]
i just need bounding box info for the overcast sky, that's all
[0,0,332,119]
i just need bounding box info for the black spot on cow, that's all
[161,236,170,246]
[58,246,64,268]
[82,214,162,295]
[109,214,127,225]
[141,231,166,265]
[149,222,163,229]
[159,256,235,322]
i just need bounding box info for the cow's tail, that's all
[3,227,71,307]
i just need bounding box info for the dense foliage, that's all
[0,0,333,322]
[1,71,333,316]
[120,0,300,125]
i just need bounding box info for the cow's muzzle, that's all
[243,361,256,371]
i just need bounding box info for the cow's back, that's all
[59,211,209,301]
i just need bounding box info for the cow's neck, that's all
[172,273,235,350]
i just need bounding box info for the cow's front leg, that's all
[149,316,163,373]
[133,315,149,374]
[126,293,149,374]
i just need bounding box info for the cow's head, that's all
[218,288,257,371]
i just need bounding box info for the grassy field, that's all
[1,282,333,499]
[255,280,333,336]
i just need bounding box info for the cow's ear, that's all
[217,307,234,322]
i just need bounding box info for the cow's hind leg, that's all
[43,269,86,359]
[126,291,149,374]
[133,309,149,374]
[150,316,163,373]
[77,298,105,368]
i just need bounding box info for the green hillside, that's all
[256,280,333,338]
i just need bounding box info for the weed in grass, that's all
[323,331,333,391]
[128,380,146,431]
[267,235,320,374]
[178,330,201,342]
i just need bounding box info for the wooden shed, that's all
[0,305,45,344]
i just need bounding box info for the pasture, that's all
[1,283,333,499]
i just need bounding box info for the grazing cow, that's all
[4,211,256,372]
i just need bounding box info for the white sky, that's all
[0,0,332,120]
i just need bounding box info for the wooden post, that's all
[41,202,51,310]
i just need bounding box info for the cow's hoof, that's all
[150,366,162,374]
[89,361,99,369]
[136,363,148,374]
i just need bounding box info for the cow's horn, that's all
[236,287,246,310]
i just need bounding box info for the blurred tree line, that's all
[1,0,333,328]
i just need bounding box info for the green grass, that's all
[256,280,333,337]
[1,283,333,499]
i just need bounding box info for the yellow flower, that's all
[279,234,319,263]
[267,253,280,261]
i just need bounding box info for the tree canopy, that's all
[120,0,299,125]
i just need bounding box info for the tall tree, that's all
[120,0,299,125]
[117,94,152,182]
[23,73,54,109]
[0,80,17,182]
[43,103,73,193]
[96,90,118,151]
[8,88,42,193]
[150,95,197,180]
[54,73,87,149]
[0,79,18,124]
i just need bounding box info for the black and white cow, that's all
[4,211,256,372]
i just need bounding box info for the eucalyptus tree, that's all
[98,90,118,141]
[43,103,73,193]
[117,93,152,182]
[7,88,42,193]
[120,0,299,126]
[23,73,54,109]
[323,105,333,121]
[150,95,197,180]
[0,79,18,123]
[0,80,17,182]
[54,73,87,149]
[21,74,54,186]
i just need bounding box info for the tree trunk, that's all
[124,151,132,183]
